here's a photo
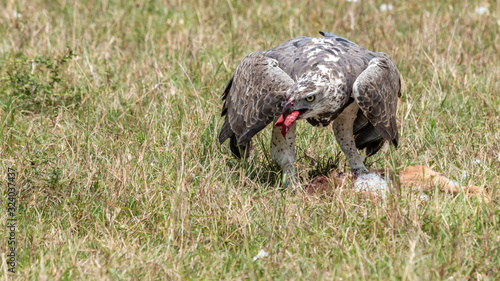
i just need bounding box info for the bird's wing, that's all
[219,51,294,145]
[352,53,401,144]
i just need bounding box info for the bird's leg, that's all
[271,122,297,187]
[333,103,390,195]
[332,103,369,177]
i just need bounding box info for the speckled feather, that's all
[219,31,401,157]
[219,52,293,146]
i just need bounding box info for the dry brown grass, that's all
[0,0,499,280]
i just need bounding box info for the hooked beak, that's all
[282,99,310,120]
[282,100,294,120]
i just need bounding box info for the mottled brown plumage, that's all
[218,31,401,187]
[219,52,293,150]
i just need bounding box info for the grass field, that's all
[1,0,499,279]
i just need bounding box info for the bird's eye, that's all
[306,95,315,102]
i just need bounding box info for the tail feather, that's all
[229,136,251,159]
[218,118,233,145]
[364,139,385,157]
[229,136,242,159]
[354,124,384,157]
[353,110,394,157]
[219,118,251,159]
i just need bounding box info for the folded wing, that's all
[352,54,401,152]
[219,52,294,156]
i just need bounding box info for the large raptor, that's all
[219,31,401,189]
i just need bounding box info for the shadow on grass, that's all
[223,147,344,189]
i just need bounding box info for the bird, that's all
[218,31,401,189]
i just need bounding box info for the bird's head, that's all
[282,72,339,120]
[275,71,346,138]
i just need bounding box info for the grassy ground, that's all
[1,0,499,279]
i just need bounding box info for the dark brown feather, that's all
[218,52,294,146]
[353,54,400,144]
[219,32,401,160]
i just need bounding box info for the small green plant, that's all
[0,48,81,113]
[306,151,341,179]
